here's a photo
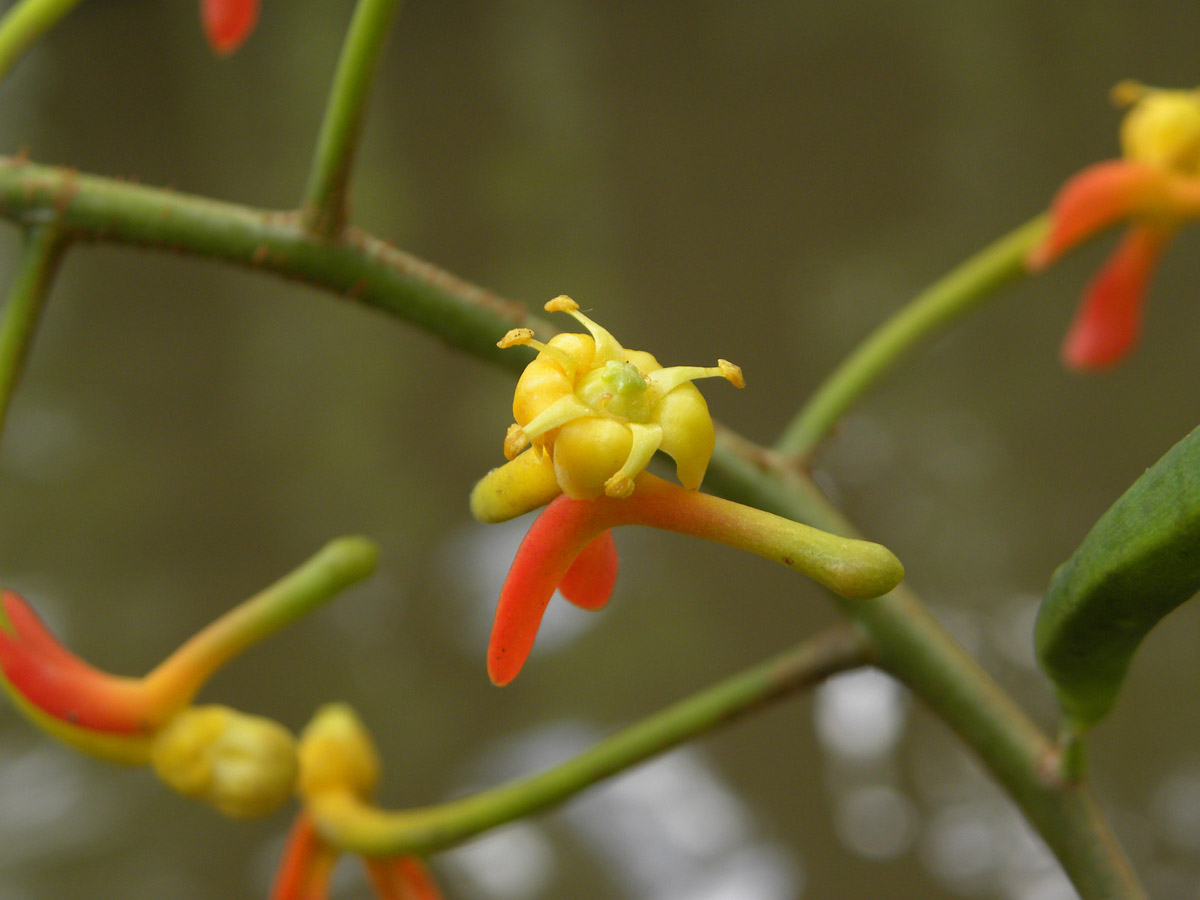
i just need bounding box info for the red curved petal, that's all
[488,497,611,686]
[270,814,338,900]
[1029,161,1169,269]
[1061,224,1174,370]
[0,591,149,733]
[558,530,619,611]
[365,857,445,900]
[202,0,259,55]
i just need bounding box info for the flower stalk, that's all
[774,214,1048,460]
[304,625,873,857]
[0,0,84,81]
[301,0,404,237]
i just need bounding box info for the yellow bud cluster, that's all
[1115,81,1200,176]
[296,703,381,800]
[485,297,743,508]
[150,705,297,818]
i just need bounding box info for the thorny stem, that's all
[301,0,404,237]
[774,214,1049,461]
[0,223,65,439]
[0,157,1145,898]
[0,0,83,81]
[308,625,874,856]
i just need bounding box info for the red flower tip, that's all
[0,590,150,734]
[1029,160,1168,270]
[270,814,337,900]
[365,857,445,900]
[557,530,619,611]
[202,0,259,56]
[488,496,615,686]
[1060,224,1173,370]
[271,814,444,900]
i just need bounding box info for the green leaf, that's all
[1036,423,1200,728]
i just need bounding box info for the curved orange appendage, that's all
[558,530,618,611]
[488,477,719,685]
[270,814,339,900]
[202,0,260,55]
[0,591,150,734]
[487,496,605,686]
[365,857,445,900]
[1061,224,1174,369]
[1029,160,1169,268]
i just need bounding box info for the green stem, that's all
[309,624,873,856]
[0,0,83,81]
[0,223,65,437]
[774,214,1048,460]
[0,157,548,369]
[301,0,403,237]
[143,537,378,707]
[0,156,1145,898]
[707,439,1142,899]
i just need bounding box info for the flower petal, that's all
[1061,224,1175,370]
[364,857,445,900]
[488,496,610,685]
[1029,160,1174,268]
[270,814,339,900]
[557,530,619,611]
[0,591,150,733]
[201,0,259,56]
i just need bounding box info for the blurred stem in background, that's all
[0,0,84,81]
[0,223,65,438]
[301,0,404,237]
[774,214,1049,461]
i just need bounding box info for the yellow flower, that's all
[472,296,743,521]
[1029,82,1200,368]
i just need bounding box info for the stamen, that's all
[503,423,530,460]
[544,295,626,364]
[518,394,595,441]
[497,328,535,348]
[646,359,745,397]
[1111,80,1148,108]
[498,327,577,371]
[604,423,663,498]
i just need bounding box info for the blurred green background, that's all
[1,2,1200,898]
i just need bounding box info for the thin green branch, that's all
[0,223,65,436]
[0,0,83,81]
[0,156,548,369]
[707,432,1141,897]
[143,537,378,707]
[310,624,874,856]
[301,0,403,237]
[0,156,1144,898]
[774,215,1049,460]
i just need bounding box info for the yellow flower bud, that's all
[151,705,297,818]
[1115,81,1200,175]
[470,446,562,524]
[485,297,743,506]
[296,703,380,800]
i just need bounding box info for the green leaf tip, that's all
[1036,423,1200,728]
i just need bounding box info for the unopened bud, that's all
[151,705,297,818]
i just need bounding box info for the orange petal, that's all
[1029,160,1172,268]
[364,857,445,900]
[202,0,259,55]
[0,591,149,733]
[270,814,338,900]
[558,530,619,611]
[488,496,612,686]
[1061,224,1174,370]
